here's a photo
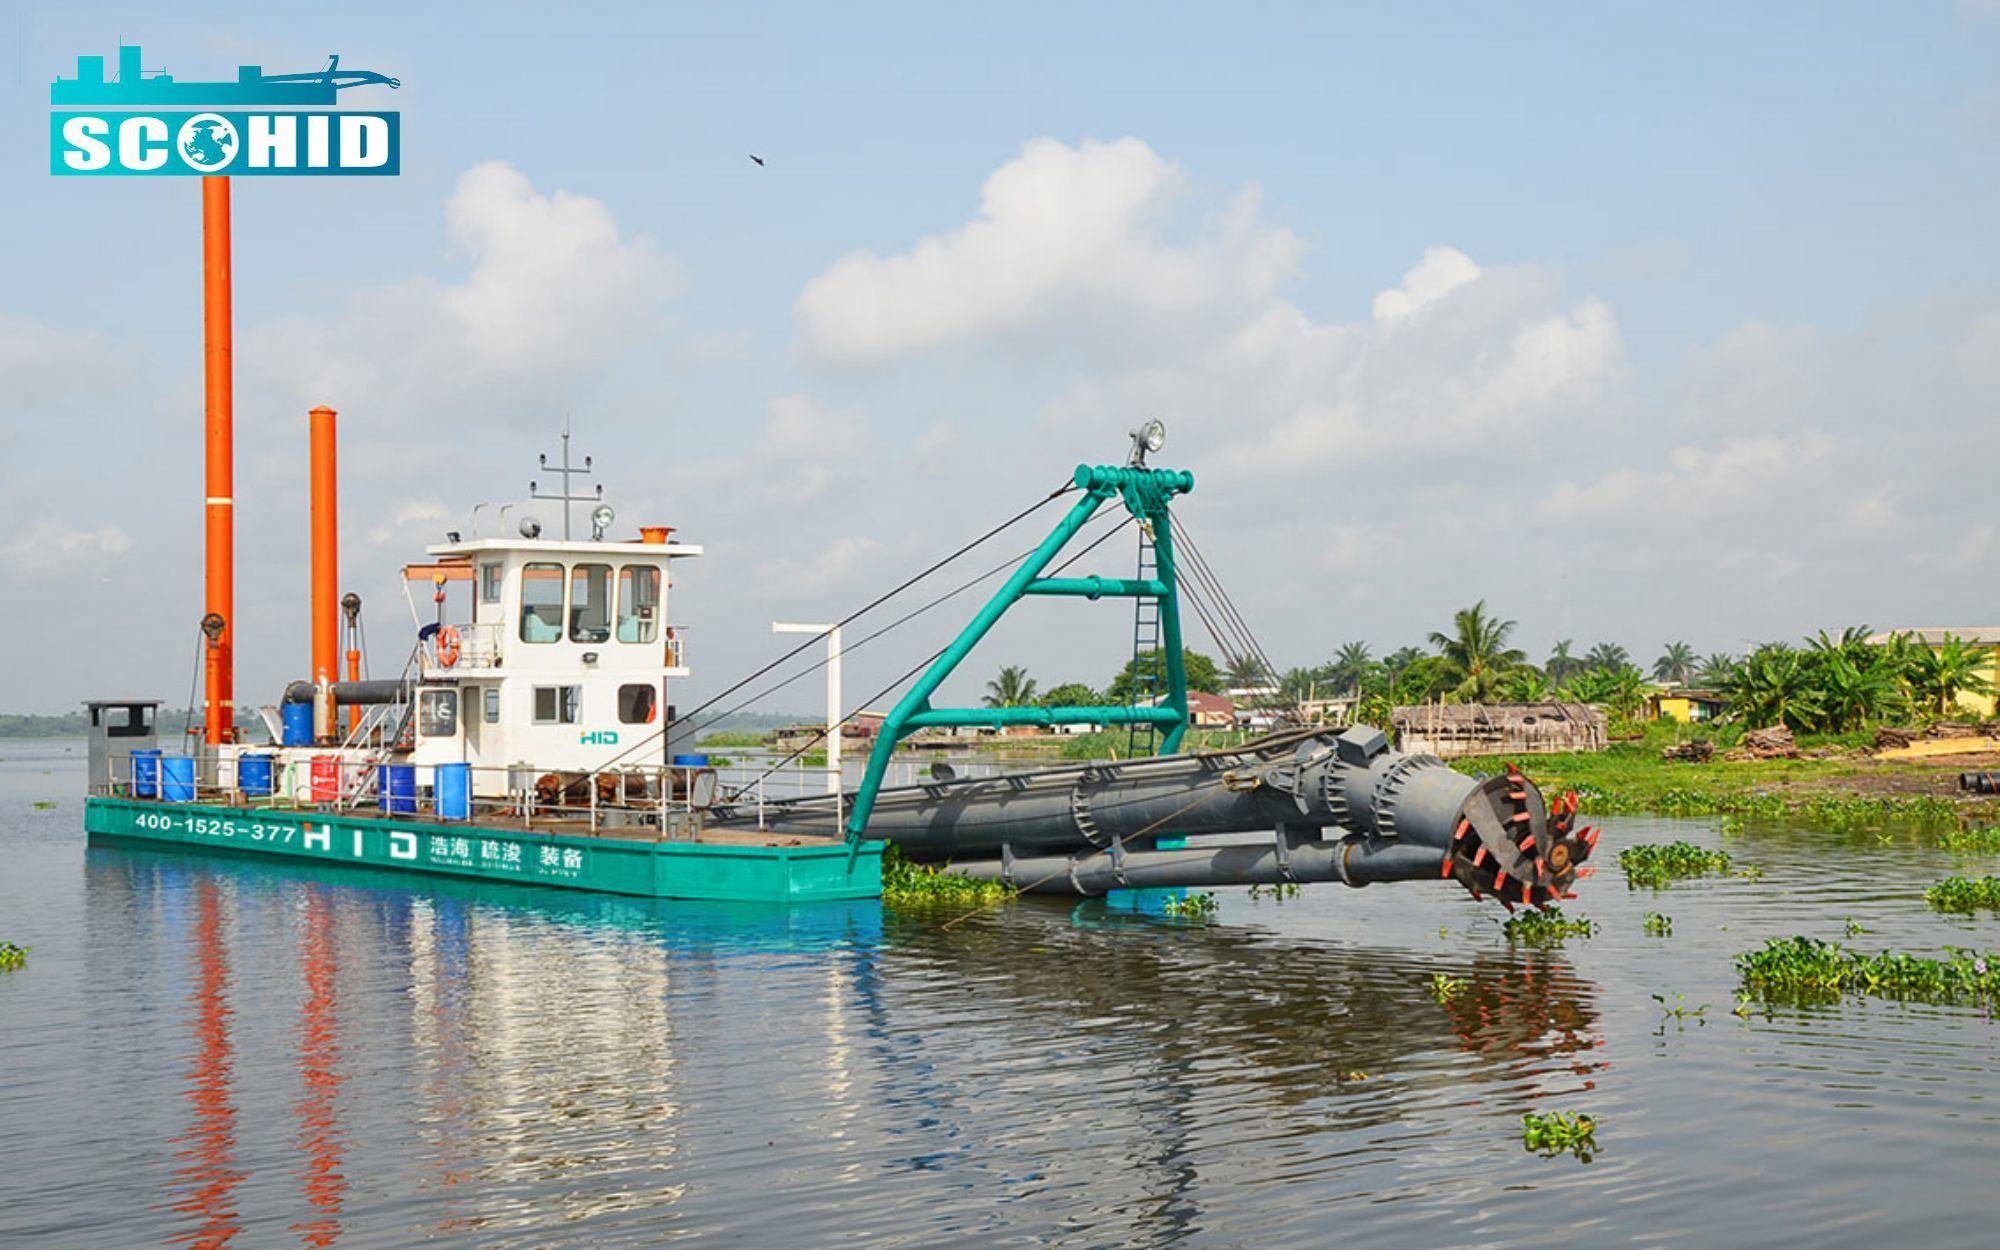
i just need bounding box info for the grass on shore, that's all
[1458,722,1976,825]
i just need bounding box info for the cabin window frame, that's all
[569,563,614,644]
[616,565,660,644]
[418,688,460,739]
[478,562,503,605]
[617,683,658,724]
[519,562,565,644]
[533,685,582,725]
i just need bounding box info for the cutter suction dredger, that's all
[714,726,1599,907]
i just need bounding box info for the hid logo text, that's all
[581,731,619,746]
[50,45,399,177]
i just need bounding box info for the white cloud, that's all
[245,161,680,439]
[0,316,132,419]
[795,137,1304,367]
[1,519,133,580]
[752,535,879,600]
[1371,246,1481,321]
[1536,434,1833,526]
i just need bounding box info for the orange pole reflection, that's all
[292,888,346,1246]
[172,880,243,1247]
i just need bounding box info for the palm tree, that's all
[1546,639,1581,681]
[1653,641,1698,685]
[1720,645,1822,733]
[1329,641,1375,695]
[1904,633,1996,716]
[1428,601,1527,703]
[1697,652,1738,685]
[983,664,1037,708]
[1383,646,1426,682]
[1502,667,1551,701]
[1223,652,1270,690]
[1585,641,1630,672]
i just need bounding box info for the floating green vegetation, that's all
[1521,1110,1598,1160]
[1502,906,1597,945]
[1246,882,1301,901]
[1642,911,1673,937]
[1925,876,2000,913]
[1162,891,1218,919]
[1618,842,1732,888]
[1937,827,2000,854]
[0,942,26,972]
[1651,992,1708,1024]
[1735,936,2000,1004]
[1846,917,1870,936]
[880,847,1015,911]
[1426,973,1469,1003]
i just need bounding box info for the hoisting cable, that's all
[724,513,1140,798]
[579,479,1079,778]
[672,511,1136,751]
[1176,519,1293,717]
[178,621,205,746]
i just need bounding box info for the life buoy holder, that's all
[437,625,461,668]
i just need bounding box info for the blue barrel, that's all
[671,754,710,767]
[379,763,417,816]
[281,702,314,747]
[238,753,275,797]
[131,749,162,798]
[434,762,471,820]
[161,756,197,802]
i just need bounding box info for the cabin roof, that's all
[1867,627,2000,646]
[425,537,703,559]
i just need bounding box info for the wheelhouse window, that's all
[617,683,658,724]
[569,564,612,643]
[533,686,581,724]
[478,562,503,605]
[520,562,564,643]
[99,704,155,738]
[617,565,660,643]
[483,688,500,723]
[418,689,460,738]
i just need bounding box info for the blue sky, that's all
[4,3,1999,713]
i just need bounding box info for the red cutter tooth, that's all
[1473,846,1488,867]
[1520,881,1533,906]
[1583,827,1601,848]
[1441,856,1454,879]
[1511,811,1531,823]
[1561,890,1578,900]
[1577,865,1596,879]
[1494,870,1509,892]
[1518,835,1537,852]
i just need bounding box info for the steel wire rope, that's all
[1175,519,1294,717]
[725,513,1141,797]
[577,479,1079,777]
[673,512,1136,749]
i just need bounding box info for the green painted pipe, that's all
[1021,576,1170,598]
[902,705,1185,729]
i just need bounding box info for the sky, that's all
[2,2,1998,716]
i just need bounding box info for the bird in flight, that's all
[748,154,765,166]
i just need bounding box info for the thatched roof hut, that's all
[1391,701,1607,759]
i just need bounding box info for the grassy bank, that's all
[1459,722,1990,824]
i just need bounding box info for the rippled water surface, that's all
[5,737,2000,1247]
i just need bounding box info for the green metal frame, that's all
[846,463,1195,838]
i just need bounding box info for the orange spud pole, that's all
[309,406,339,695]
[202,177,234,746]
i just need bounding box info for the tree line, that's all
[980,602,1995,735]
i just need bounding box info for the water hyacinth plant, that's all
[1521,1111,1598,1160]
[1937,827,2000,854]
[1924,876,2000,913]
[1502,906,1597,945]
[1735,936,2000,1004]
[1642,911,1673,937]
[1426,973,1469,1003]
[880,847,1016,910]
[0,942,26,972]
[1162,891,1218,919]
[1619,842,1732,888]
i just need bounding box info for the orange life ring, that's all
[437,625,461,667]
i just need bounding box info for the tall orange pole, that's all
[202,177,234,746]
[310,406,340,695]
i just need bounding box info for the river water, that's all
[3,736,1998,1247]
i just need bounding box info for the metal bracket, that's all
[1273,822,1302,882]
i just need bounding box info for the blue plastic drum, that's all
[237,753,275,797]
[131,749,162,798]
[281,702,314,747]
[434,762,471,820]
[379,763,417,816]
[161,755,196,802]
[671,754,710,768]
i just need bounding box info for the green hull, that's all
[84,796,882,902]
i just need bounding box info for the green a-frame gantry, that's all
[845,463,1195,839]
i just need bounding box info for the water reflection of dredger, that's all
[882,901,1604,1097]
[292,885,345,1247]
[171,877,246,1249]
